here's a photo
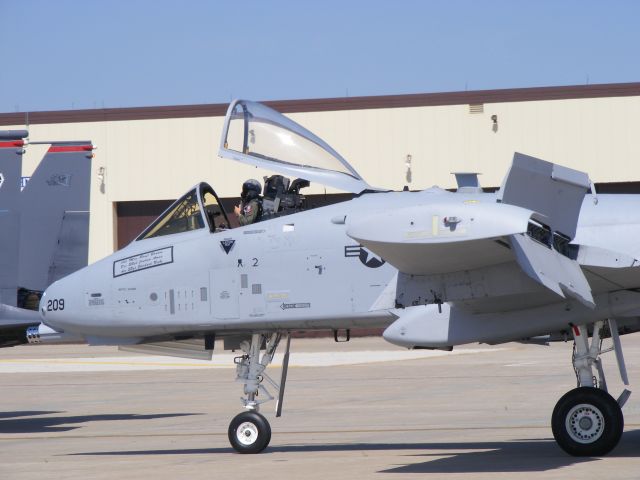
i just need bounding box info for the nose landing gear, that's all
[228,332,290,453]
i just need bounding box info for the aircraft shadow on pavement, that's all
[0,411,62,420]
[0,411,201,434]
[376,431,640,474]
[70,430,640,474]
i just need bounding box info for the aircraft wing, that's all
[218,100,375,193]
[0,303,40,325]
[348,153,598,311]
[0,303,40,348]
[347,200,531,275]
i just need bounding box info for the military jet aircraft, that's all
[0,130,93,346]
[29,100,640,456]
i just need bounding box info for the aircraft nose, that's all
[39,277,75,329]
[40,282,61,323]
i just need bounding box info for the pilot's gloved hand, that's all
[234,205,241,216]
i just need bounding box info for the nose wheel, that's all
[228,411,272,454]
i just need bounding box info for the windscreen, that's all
[137,188,204,240]
[201,185,229,232]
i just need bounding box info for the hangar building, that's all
[1,82,639,263]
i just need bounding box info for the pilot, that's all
[234,179,263,225]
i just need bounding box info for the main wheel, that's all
[228,411,272,454]
[552,387,623,456]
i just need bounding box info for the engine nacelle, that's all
[383,290,640,349]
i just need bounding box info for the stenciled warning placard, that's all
[113,246,173,277]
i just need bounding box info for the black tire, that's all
[228,411,272,454]
[551,387,623,456]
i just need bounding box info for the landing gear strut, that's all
[552,320,631,456]
[227,332,290,453]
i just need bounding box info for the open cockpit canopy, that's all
[218,100,372,194]
[136,183,229,241]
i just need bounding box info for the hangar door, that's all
[115,200,174,249]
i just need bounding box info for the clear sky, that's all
[1,0,639,113]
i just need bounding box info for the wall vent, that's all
[469,103,484,114]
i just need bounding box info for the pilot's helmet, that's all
[241,178,262,200]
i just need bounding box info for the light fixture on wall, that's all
[491,114,498,133]
[97,166,106,194]
[405,154,412,183]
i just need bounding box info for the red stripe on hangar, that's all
[47,145,93,153]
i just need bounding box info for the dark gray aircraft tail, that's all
[18,141,93,293]
[0,131,27,307]
[0,132,93,347]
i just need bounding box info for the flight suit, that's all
[238,198,262,225]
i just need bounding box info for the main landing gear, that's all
[228,332,291,453]
[552,320,631,456]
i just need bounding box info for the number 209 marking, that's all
[47,299,65,311]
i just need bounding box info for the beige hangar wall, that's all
[4,93,640,263]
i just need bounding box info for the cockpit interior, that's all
[136,174,312,241]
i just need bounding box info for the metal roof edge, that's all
[2,82,640,126]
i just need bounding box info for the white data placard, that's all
[113,247,173,277]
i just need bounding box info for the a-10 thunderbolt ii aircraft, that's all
[28,100,640,456]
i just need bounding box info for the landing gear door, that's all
[218,100,375,194]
